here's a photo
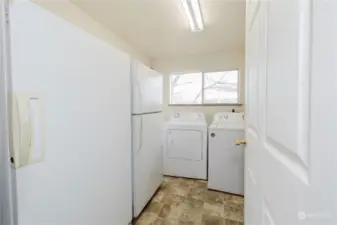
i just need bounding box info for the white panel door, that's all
[245,1,337,225]
[131,61,163,114]
[0,1,15,224]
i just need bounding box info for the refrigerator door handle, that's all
[135,78,143,113]
[137,117,143,153]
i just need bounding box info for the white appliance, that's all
[163,112,207,180]
[208,113,245,195]
[131,60,163,218]
[212,112,245,122]
[11,2,133,225]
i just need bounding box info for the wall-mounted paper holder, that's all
[11,93,45,168]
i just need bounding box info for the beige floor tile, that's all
[135,176,244,225]
[167,202,188,221]
[135,212,158,225]
[146,201,163,214]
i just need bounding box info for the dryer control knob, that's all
[210,133,215,137]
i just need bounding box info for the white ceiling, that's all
[70,0,246,59]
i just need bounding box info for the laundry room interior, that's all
[3,0,337,224]
[7,0,255,225]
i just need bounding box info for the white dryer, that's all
[163,112,207,180]
[208,113,245,195]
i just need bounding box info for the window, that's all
[170,70,240,105]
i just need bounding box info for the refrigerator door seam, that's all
[132,111,162,116]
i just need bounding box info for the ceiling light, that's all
[180,0,204,32]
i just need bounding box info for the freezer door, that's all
[131,61,163,114]
[132,113,163,217]
[0,1,16,224]
[11,3,133,224]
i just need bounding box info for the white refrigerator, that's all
[131,61,163,218]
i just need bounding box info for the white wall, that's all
[32,0,150,66]
[27,0,244,125]
[11,3,132,225]
[152,51,245,124]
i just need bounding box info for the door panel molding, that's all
[247,167,257,185]
[247,0,261,32]
[297,0,312,168]
[247,127,258,140]
[246,4,260,139]
[263,0,312,184]
[264,139,309,184]
[263,199,276,225]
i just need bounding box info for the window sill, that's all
[168,103,244,107]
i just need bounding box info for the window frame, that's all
[169,69,242,106]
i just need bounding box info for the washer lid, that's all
[210,121,245,130]
[170,112,205,121]
[166,119,207,129]
[212,112,245,123]
[168,111,207,126]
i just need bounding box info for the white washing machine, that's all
[163,112,207,180]
[208,112,245,195]
[212,111,245,122]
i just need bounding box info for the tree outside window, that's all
[170,70,240,105]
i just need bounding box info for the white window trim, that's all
[169,69,243,106]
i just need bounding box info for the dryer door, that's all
[167,130,203,161]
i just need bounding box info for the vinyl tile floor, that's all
[134,176,244,225]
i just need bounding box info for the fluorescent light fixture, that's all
[180,0,204,32]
